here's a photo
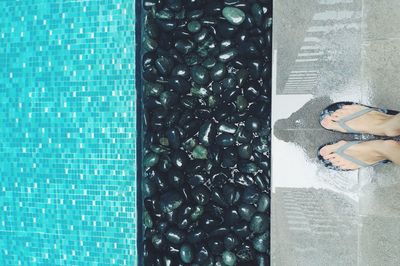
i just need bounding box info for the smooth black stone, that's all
[218,48,238,63]
[211,189,228,207]
[211,63,227,81]
[257,255,269,266]
[187,228,207,244]
[238,144,253,159]
[182,137,198,152]
[236,243,254,262]
[199,120,216,146]
[166,128,181,149]
[165,227,185,244]
[157,19,177,31]
[200,213,224,231]
[232,222,251,238]
[168,76,190,94]
[166,245,181,257]
[239,41,259,58]
[245,116,261,132]
[222,75,238,90]
[222,251,237,266]
[222,87,240,103]
[220,147,237,169]
[218,122,237,134]
[238,203,257,222]
[180,243,193,263]
[190,205,204,221]
[242,185,260,204]
[145,82,164,97]
[253,232,269,253]
[156,9,174,20]
[144,152,159,168]
[216,22,238,39]
[143,66,158,82]
[222,184,241,206]
[143,177,157,197]
[155,56,174,76]
[236,127,252,144]
[253,137,270,154]
[160,91,178,108]
[188,173,207,187]
[172,64,189,77]
[174,39,195,55]
[188,9,204,19]
[209,239,224,255]
[152,233,166,250]
[183,120,202,138]
[251,3,264,26]
[166,0,182,11]
[248,60,263,80]
[157,221,169,233]
[220,39,234,51]
[205,2,223,14]
[144,196,162,218]
[211,172,228,187]
[254,174,269,191]
[234,173,254,187]
[239,161,260,174]
[143,36,158,51]
[194,246,210,264]
[160,191,183,213]
[209,226,230,238]
[250,213,269,233]
[191,65,210,85]
[202,57,217,69]
[154,173,169,192]
[181,96,199,110]
[192,185,211,205]
[167,168,184,188]
[216,133,235,147]
[224,207,240,226]
[237,69,250,87]
[188,20,202,33]
[185,53,202,66]
[179,205,194,219]
[257,193,270,212]
[171,150,189,169]
[195,108,212,119]
[143,0,159,10]
[224,234,239,250]
[165,207,179,223]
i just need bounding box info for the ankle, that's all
[380,140,400,157]
[383,115,400,137]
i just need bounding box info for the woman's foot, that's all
[319,140,390,171]
[321,104,400,136]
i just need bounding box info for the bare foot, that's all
[321,104,400,136]
[319,140,388,170]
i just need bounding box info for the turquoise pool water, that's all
[0,1,137,265]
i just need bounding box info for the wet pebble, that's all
[141,0,272,263]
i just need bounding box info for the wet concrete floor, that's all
[271,0,400,265]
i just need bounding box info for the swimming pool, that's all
[0,1,137,265]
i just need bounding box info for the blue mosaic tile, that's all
[0,0,137,265]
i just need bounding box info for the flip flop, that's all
[317,141,391,171]
[319,101,400,134]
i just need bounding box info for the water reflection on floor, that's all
[272,0,400,265]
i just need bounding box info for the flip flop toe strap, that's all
[335,141,372,168]
[338,108,373,133]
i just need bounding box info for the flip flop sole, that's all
[317,142,391,171]
[319,102,400,134]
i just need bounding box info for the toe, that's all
[321,117,336,129]
[320,145,333,156]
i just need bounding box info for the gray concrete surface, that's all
[272,0,400,265]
